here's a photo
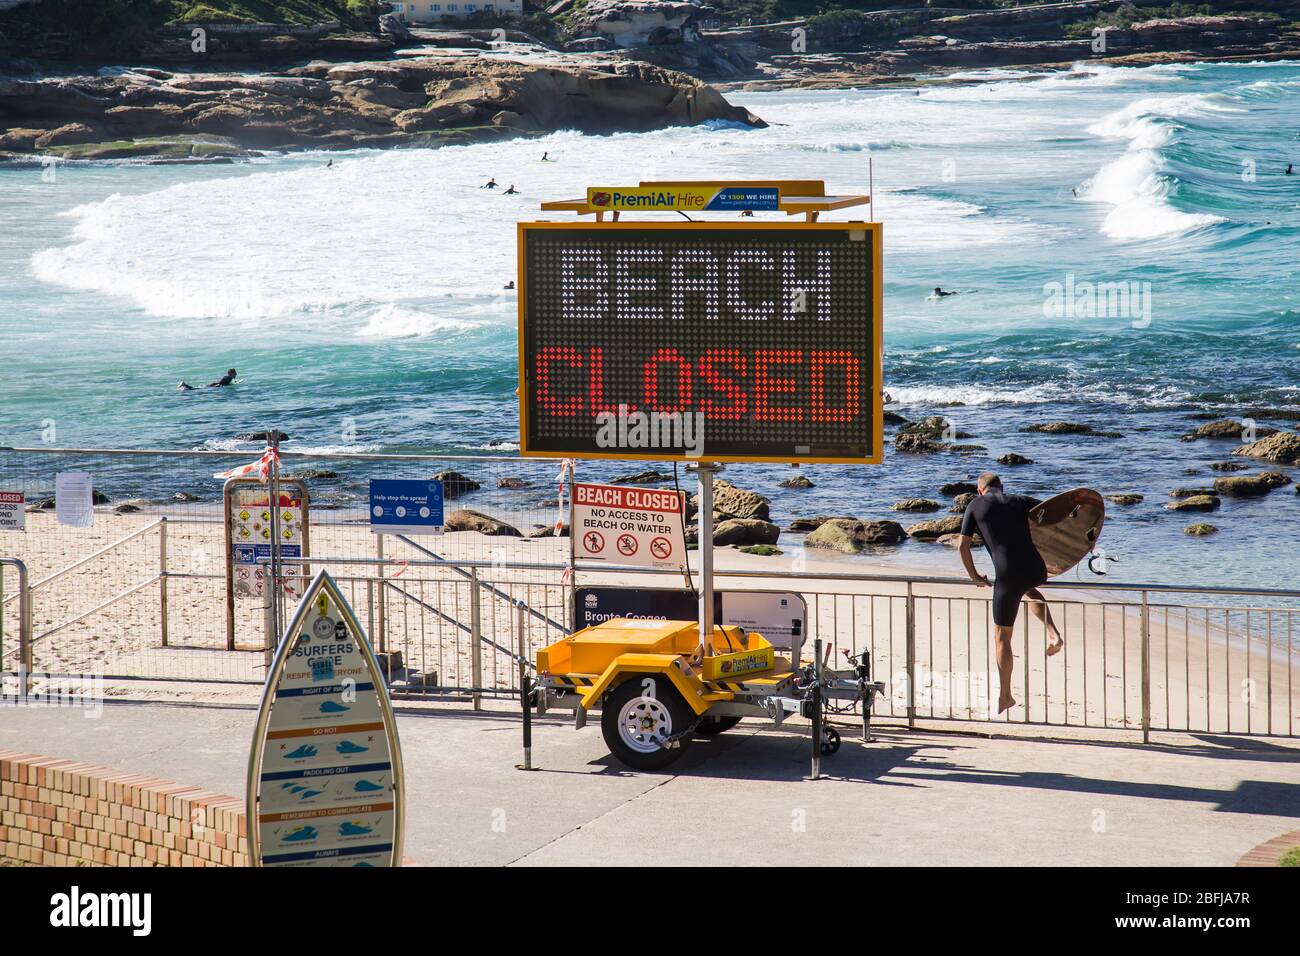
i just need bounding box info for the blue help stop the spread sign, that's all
[247,571,405,867]
[368,479,445,535]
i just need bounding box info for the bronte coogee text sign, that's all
[518,222,882,464]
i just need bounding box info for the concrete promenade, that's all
[1,700,1297,866]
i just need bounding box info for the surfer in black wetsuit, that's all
[957,472,1062,714]
[178,368,237,390]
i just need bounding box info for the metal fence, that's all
[1,446,1297,742]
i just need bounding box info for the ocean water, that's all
[2,60,1299,590]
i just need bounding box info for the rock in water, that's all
[805,518,906,553]
[1233,431,1300,464]
[691,479,770,521]
[713,518,780,546]
[1181,419,1274,441]
[905,515,964,541]
[997,453,1033,465]
[1165,495,1220,513]
[1107,493,1143,505]
[1183,523,1219,536]
[611,470,673,484]
[432,470,480,499]
[779,475,814,488]
[1213,472,1291,497]
[445,510,521,536]
[1020,422,1120,437]
[893,498,941,512]
[950,493,977,513]
[895,433,944,454]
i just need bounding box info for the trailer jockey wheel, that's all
[601,678,692,771]
[820,726,841,756]
[695,715,743,737]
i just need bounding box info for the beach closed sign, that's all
[0,492,23,532]
[248,570,405,868]
[572,482,687,570]
[518,222,882,463]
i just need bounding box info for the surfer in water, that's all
[178,368,237,391]
[956,472,1062,714]
[481,178,498,189]
[504,184,519,195]
[930,286,958,299]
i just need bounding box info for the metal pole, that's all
[376,533,386,654]
[0,559,32,699]
[697,462,717,656]
[267,437,282,645]
[567,461,577,635]
[518,656,533,771]
[809,636,823,781]
[224,482,237,651]
[470,568,483,711]
[905,582,915,728]
[1140,590,1150,744]
[158,516,169,648]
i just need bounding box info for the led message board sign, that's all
[517,222,882,463]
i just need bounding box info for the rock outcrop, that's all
[569,1,701,49]
[0,57,764,160]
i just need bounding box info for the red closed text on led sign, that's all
[519,223,881,463]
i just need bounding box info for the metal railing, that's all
[0,445,1296,741]
[0,558,32,696]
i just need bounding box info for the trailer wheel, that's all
[695,715,743,737]
[820,726,841,756]
[601,677,692,771]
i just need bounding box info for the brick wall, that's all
[0,751,247,867]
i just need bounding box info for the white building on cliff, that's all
[389,0,523,21]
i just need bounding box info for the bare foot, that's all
[998,691,1017,714]
[1046,633,1064,657]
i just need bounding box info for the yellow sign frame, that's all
[516,219,884,465]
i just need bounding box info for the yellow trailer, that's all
[530,618,883,772]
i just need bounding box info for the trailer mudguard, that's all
[580,653,723,716]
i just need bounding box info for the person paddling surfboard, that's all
[956,471,1062,714]
[178,368,237,390]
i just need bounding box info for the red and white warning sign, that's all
[572,483,686,570]
[0,492,24,532]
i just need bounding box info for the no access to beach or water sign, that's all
[0,492,23,532]
[572,482,687,570]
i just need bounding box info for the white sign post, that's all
[247,570,405,868]
[571,482,687,571]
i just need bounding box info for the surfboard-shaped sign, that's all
[246,570,405,867]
